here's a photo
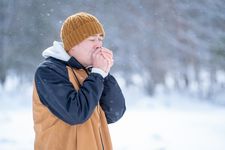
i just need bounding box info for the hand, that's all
[92,48,108,72]
[101,47,114,73]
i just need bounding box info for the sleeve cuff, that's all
[91,68,108,78]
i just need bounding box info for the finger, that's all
[101,47,112,52]
[105,60,110,73]
[95,48,102,55]
[108,59,113,68]
[101,47,113,56]
[92,48,102,58]
[102,51,113,59]
[101,52,113,61]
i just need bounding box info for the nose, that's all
[94,40,102,50]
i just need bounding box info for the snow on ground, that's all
[0,75,225,150]
[110,105,225,150]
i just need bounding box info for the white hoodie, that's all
[42,41,107,78]
[42,41,71,62]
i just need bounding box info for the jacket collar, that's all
[67,57,85,69]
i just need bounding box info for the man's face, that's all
[68,34,103,67]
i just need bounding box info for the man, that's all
[32,12,126,150]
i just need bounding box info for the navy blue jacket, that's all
[35,57,126,125]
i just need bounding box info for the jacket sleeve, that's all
[99,74,126,124]
[35,65,104,125]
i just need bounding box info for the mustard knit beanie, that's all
[60,12,105,51]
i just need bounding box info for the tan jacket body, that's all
[33,68,112,150]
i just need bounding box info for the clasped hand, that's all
[92,47,114,73]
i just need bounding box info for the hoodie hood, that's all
[42,41,71,62]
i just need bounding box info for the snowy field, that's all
[1,75,225,150]
[110,104,225,150]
